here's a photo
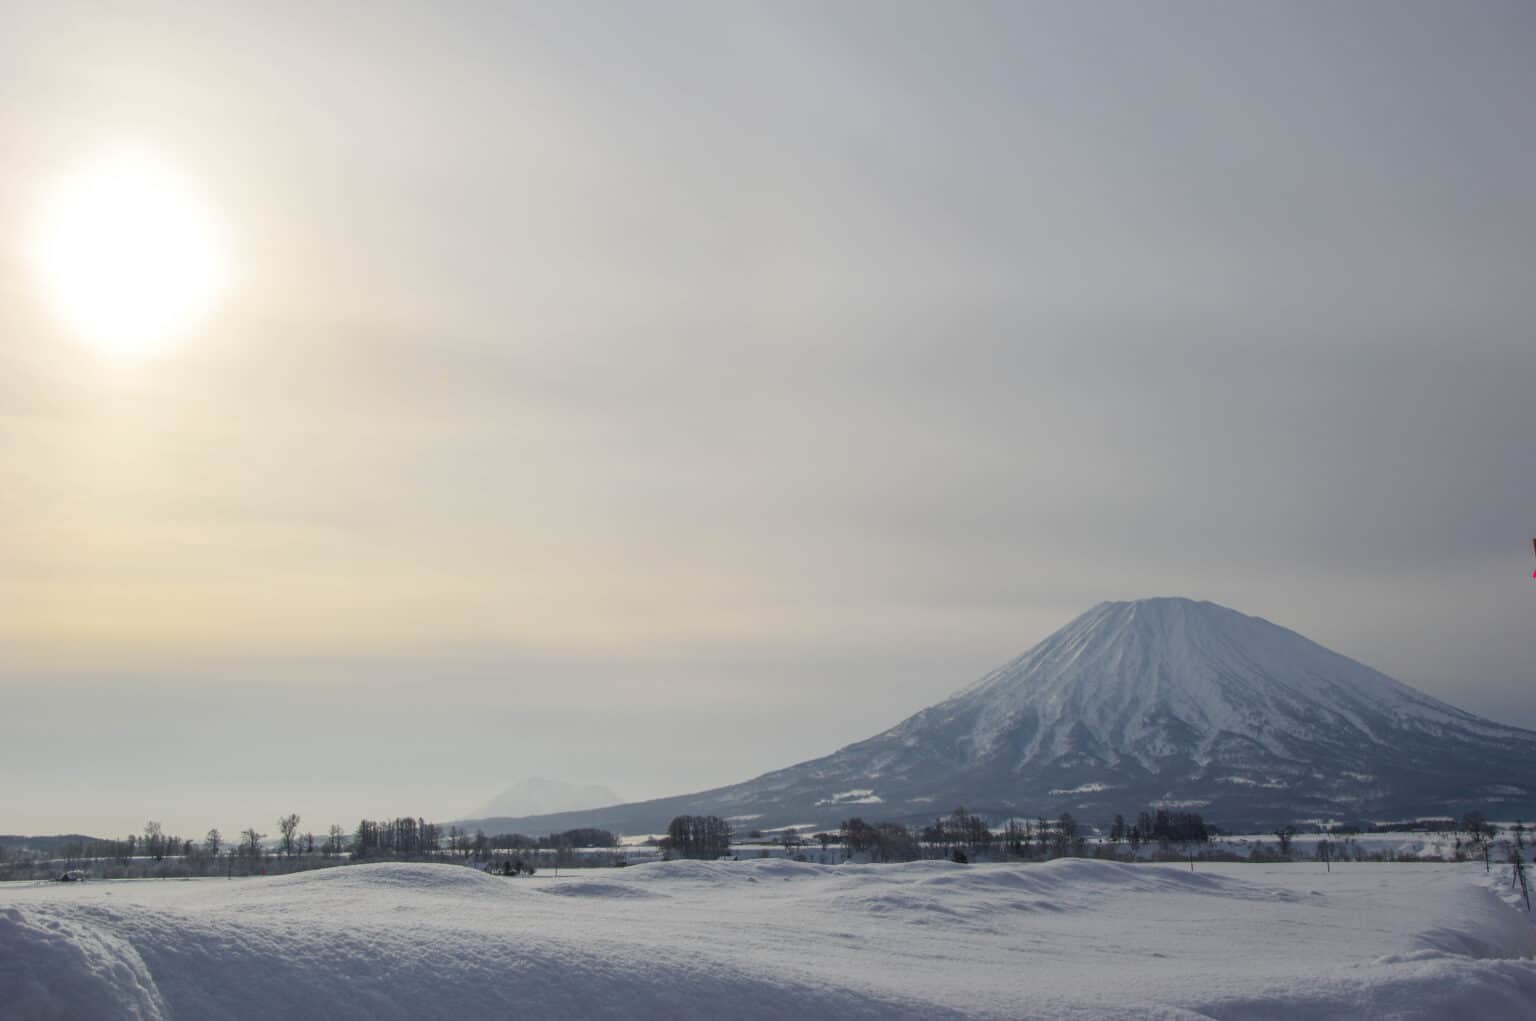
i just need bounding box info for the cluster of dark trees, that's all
[483,828,619,851]
[350,819,623,860]
[1340,814,1497,836]
[351,817,445,858]
[922,808,995,856]
[843,817,922,861]
[998,814,1087,858]
[660,815,733,859]
[835,806,1213,863]
[1109,809,1211,849]
[848,811,1063,862]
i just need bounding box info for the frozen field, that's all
[4,858,1535,1020]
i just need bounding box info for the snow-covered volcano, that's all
[462,598,1536,833]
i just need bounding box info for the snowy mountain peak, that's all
[943,597,1472,772]
[458,598,1536,832]
[776,594,1536,827]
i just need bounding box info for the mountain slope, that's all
[460,598,1536,834]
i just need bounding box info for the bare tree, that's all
[278,814,301,857]
[204,828,222,857]
[1510,843,1531,911]
[1002,820,1027,857]
[1054,813,1077,858]
[241,828,265,860]
[1462,811,1493,842]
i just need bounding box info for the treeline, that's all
[1347,812,1503,839]
[355,818,623,869]
[3,803,1223,879]
[14,804,1527,882]
[12,822,281,870]
[0,818,340,881]
[0,813,623,881]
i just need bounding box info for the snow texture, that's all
[3,858,1535,1019]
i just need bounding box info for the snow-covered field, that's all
[4,858,1535,1019]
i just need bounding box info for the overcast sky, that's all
[3,1,1533,837]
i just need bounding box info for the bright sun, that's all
[35,152,226,355]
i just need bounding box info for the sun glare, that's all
[35,152,226,355]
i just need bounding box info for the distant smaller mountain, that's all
[0,834,104,854]
[472,777,623,822]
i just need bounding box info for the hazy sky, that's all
[3,1,1533,837]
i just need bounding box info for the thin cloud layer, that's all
[2,2,1533,834]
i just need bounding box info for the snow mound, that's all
[1413,883,1536,961]
[839,857,1281,903]
[260,861,506,892]
[823,859,1290,931]
[0,907,166,1021]
[1193,956,1536,1020]
[537,879,664,899]
[621,858,826,885]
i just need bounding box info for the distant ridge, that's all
[0,834,106,854]
[457,598,1536,834]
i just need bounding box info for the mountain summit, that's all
[461,598,1536,833]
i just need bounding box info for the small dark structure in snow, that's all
[491,858,535,876]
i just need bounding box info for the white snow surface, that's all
[4,858,1535,1019]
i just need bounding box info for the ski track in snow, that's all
[3,858,1535,1019]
